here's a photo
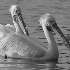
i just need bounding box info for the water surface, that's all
[0,0,70,70]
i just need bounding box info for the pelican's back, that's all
[0,33,46,59]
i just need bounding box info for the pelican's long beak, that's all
[53,23,70,49]
[16,9,29,36]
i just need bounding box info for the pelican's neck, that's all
[41,23,57,50]
[41,23,59,59]
[13,19,23,34]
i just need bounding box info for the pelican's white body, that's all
[0,24,15,39]
[0,24,59,61]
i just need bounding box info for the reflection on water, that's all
[0,0,70,70]
[0,58,59,70]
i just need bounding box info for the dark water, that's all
[0,0,70,70]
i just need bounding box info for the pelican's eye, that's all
[13,15,18,22]
[46,26,53,31]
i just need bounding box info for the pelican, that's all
[0,5,69,61]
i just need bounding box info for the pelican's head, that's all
[39,13,57,29]
[9,5,21,18]
[39,13,70,48]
